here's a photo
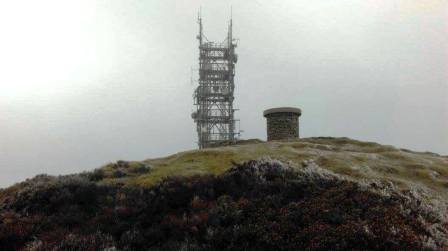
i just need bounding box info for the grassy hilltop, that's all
[1,137,447,250]
[99,137,448,198]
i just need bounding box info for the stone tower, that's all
[263,107,302,141]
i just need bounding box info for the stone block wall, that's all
[263,107,302,141]
[265,113,300,141]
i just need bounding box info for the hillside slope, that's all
[1,137,447,250]
[98,137,448,199]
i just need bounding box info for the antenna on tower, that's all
[228,7,233,46]
[197,7,203,45]
[230,6,233,20]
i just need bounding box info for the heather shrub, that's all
[0,159,446,250]
[128,162,152,174]
[88,168,105,181]
[53,232,115,251]
[112,169,126,178]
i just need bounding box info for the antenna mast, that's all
[192,11,240,149]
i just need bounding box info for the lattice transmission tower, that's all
[191,13,240,149]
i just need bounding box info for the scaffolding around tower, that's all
[191,13,240,149]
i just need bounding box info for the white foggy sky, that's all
[0,0,447,187]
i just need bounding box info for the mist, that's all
[0,0,447,187]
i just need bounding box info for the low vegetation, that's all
[109,137,448,199]
[1,158,447,250]
[0,137,447,250]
